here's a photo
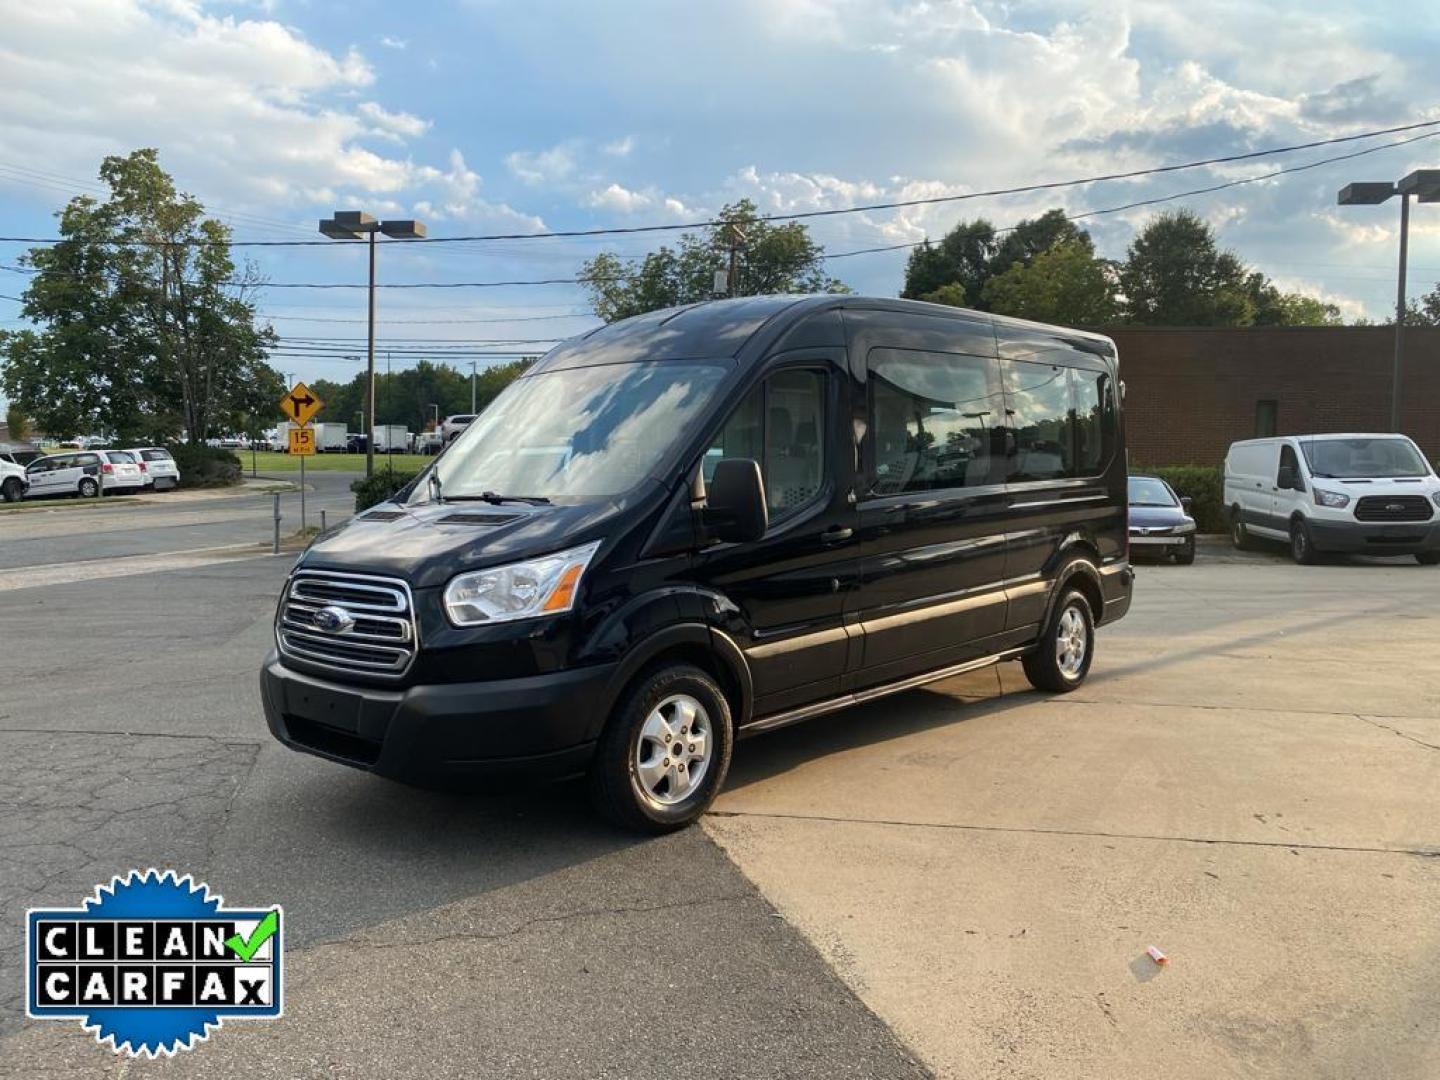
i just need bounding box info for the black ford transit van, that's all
[262,296,1133,831]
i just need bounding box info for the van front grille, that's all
[277,570,417,678]
[1354,495,1433,523]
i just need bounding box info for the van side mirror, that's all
[1180,496,1193,511]
[703,459,768,543]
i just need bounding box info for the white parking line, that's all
[0,545,278,591]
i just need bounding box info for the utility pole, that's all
[725,222,747,298]
[470,360,478,414]
[366,229,377,477]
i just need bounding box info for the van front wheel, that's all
[588,664,734,833]
[1022,590,1094,693]
[1289,519,1317,565]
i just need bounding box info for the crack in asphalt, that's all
[706,811,1440,858]
[1354,713,1440,752]
[1061,695,1440,724]
[313,892,755,954]
[0,725,263,745]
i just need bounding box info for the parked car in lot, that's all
[1225,434,1440,565]
[262,296,1134,832]
[1,454,29,502]
[1127,475,1197,563]
[125,447,181,490]
[441,414,475,443]
[25,449,144,498]
[415,431,444,455]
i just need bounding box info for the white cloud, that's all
[505,142,578,185]
[602,135,635,157]
[0,0,535,233]
[378,35,406,50]
[584,182,653,213]
[357,100,431,140]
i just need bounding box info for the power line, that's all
[2,119,1438,249]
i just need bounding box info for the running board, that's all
[741,647,1029,737]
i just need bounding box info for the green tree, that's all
[980,239,1119,325]
[580,200,849,322]
[901,218,996,304]
[1118,209,1254,326]
[4,403,29,442]
[1243,273,1343,326]
[0,149,279,444]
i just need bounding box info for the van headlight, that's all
[1432,491,1440,508]
[1312,488,1349,509]
[443,541,601,626]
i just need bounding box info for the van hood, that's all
[1311,475,1440,492]
[296,486,659,590]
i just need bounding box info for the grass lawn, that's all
[238,450,435,474]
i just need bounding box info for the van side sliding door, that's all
[847,310,1014,690]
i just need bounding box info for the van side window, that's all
[704,369,826,521]
[1003,360,1073,481]
[1277,444,1299,482]
[867,348,1003,494]
[1073,369,1115,474]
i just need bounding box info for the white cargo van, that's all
[1224,434,1440,564]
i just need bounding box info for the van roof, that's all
[1232,433,1416,446]
[533,295,1117,371]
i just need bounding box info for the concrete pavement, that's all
[707,556,1440,1079]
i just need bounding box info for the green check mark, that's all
[225,910,279,962]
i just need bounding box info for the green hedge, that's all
[170,444,242,488]
[352,469,419,512]
[1133,464,1225,533]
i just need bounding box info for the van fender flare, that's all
[591,622,755,739]
[1039,548,1105,629]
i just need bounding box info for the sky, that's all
[2,0,1439,398]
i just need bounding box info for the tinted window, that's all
[1278,444,1299,482]
[1073,369,1115,475]
[1004,360,1073,481]
[106,451,136,464]
[75,453,100,467]
[1004,360,1116,480]
[140,449,173,462]
[704,369,826,519]
[868,348,1003,494]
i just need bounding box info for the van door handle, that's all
[820,526,853,545]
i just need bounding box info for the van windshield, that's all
[1300,438,1430,479]
[422,361,729,504]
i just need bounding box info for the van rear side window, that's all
[1004,360,1115,481]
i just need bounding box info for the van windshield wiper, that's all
[447,491,553,506]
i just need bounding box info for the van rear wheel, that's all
[588,664,734,833]
[1230,507,1251,550]
[1022,589,1094,693]
[1,477,21,503]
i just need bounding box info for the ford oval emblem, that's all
[312,605,355,634]
[1386,503,1405,512]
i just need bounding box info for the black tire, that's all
[588,664,734,833]
[1174,537,1196,565]
[1022,589,1095,693]
[1416,552,1440,566]
[1,477,21,503]
[1230,506,1251,550]
[1289,518,1316,565]
[78,477,99,499]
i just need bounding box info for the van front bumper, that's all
[260,651,611,783]
[1308,519,1440,556]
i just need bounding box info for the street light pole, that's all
[319,210,427,477]
[470,360,477,414]
[1338,170,1439,433]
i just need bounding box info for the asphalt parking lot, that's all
[1,494,1436,1079]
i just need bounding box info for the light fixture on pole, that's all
[1337,169,1440,432]
[318,211,427,476]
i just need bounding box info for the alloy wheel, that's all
[634,694,711,806]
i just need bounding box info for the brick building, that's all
[1107,326,1440,466]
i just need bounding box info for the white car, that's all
[24,449,145,499]
[1,454,28,502]
[1225,433,1440,565]
[441,414,475,443]
[125,446,182,490]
